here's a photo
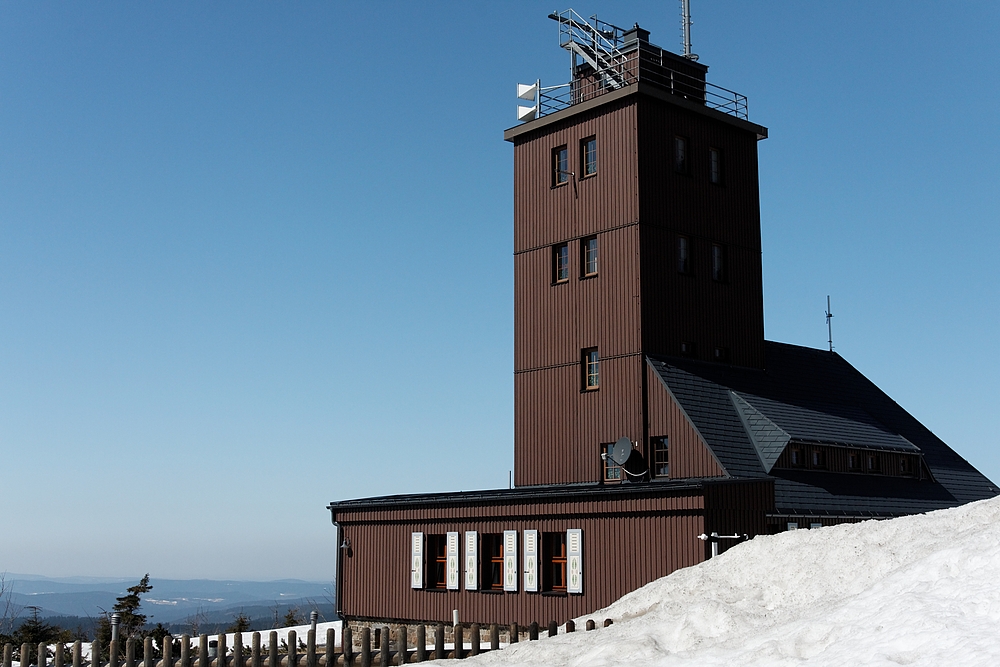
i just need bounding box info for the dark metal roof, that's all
[648,341,998,515]
[328,478,734,515]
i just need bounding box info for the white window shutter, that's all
[411,532,424,589]
[503,530,518,592]
[446,531,460,590]
[567,528,583,594]
[523,530,539,592]
[464,531,478,590]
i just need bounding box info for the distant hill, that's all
[4,576,335,629]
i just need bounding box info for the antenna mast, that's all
[825,295,834,352]
[681,0,698,60]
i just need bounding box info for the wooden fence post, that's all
[377,627,388,667]
[197,637,207,667]
[603,619,613,628]
[306,630,315,667]
[547,621,557,637]
[250,634,260,667]
[358,628,369,667]
[323,630,333,667]
[4,643,13,667]
[267,633,277,667]
[341,627,352,667]
[565,620,575,633]
[392,626,406,667]
[286,631,296,667]
[90,640,99,667]
[216,636,226,667]
[508,624,518,644]
[143,637,153,667]
[73,642,82,667]
[39,641,49,667]
[433,625,443,662]
[453,625,463,661]
[413,625,424,664]
[56,642,65,667]
[528,623,538,641]
[179,636,189,667]
[585,620,594,631]
[125,639,134,667]
[163,636,173,667]
[489,624,499,652]
[232,634,241,667]
[469,624,480,657]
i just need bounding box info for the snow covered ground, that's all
[436,496,1000,666]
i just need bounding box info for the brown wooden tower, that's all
[505,16,768,487]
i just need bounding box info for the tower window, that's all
[677,236,691,274]
[425,534,448,589]
[709,148,723,184]
[581,236,598,277]
[480,533,504,590]
[712,347,729,363]
[552,243,569,283]
[581,137,597,177]
[652,437,669,478]
[674,136,688,173]
[582,348,599,390]
[711,244,726,282]
[602,443,621,481]
[552,145,569,186]
[680,341,696,357]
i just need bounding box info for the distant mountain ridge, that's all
[4,575,334,625]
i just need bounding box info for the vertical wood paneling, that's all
[333,486,755,626]
[646,362,726,478]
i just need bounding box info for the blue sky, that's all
[1,2,997,581]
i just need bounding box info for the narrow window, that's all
[480,534,504,590]
[602,442,621,481]
[674,136,688,173]
[581,137,597,177]
[680,341,696,358]
[786,522,799,531]
[712,347,729,363]
[677,236,691,274]
[425,534,447,589]
[652,437,669,478]
[711,244,726,282]
[541,532,568,592]
[552,145,569,186]
[866,454,881,473]
[552,243,569,283]
[809,522,823,529]
[848,451,862,472]
[899,456,914,477]
[790,447,804,468]
[581,236,598,277]
[709,147,722,184]
[582,348,599,390]
[811,449,826,469]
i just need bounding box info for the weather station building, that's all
[328,9,996,628]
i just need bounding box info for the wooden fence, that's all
[2,619,614,667]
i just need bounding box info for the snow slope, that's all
[441,496,1000,666]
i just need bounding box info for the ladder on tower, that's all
[548,10,631,91]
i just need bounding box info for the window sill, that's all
[478,589,505,595]
[551,280,569,286]
[541,590,568,597]
[579,273,598,280]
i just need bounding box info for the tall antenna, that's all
[680,0,698,60]
[825,295,834,352]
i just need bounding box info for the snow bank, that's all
[438,496,1000,666]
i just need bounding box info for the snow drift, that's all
[442,496,1000,666]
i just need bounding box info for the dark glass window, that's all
[552,243,569,283]
[712,244,726,282]
[553,146,569,186]
[581,137,597,177]
[899,456,915,476]
[653,437,669,478]
[790,447,805,467]
[583,348,599,390]
[602,442,621,481]
[582,236,598,277]
[680,341,696,358]
[867,454,881,473]
[811,449,827,469]
[480,534,504,590]
[425,534,447,589]
[677,236,691,274]
[542,532,568,592]
[709,148,722,184]
[674,136,688,173]
[848,451,862,472]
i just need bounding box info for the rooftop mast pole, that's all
[826,295,835,352]
[681,0,698,60]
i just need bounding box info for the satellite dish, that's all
[610,437,649,478]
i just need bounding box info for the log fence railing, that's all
[3,619,614,667]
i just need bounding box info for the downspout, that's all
[330,510,344,621]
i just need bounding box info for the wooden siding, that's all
[636,96,765,368]
[514,355,644,486]
[646,362,726,479]
[703,479,773,556]
[335,492,707,625]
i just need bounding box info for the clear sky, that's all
[1,2,997,582]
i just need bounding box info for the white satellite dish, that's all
[517,82,539,100]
